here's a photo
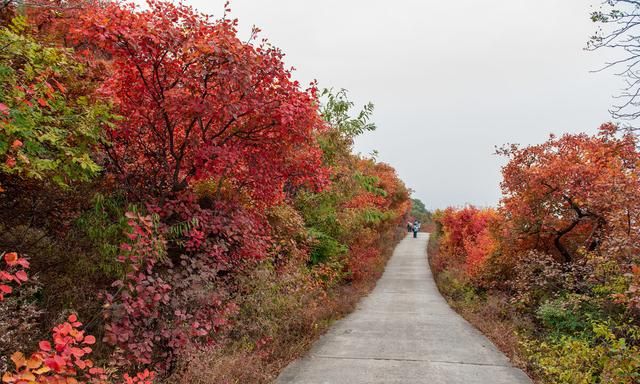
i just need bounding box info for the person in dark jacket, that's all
[412,220,420,238]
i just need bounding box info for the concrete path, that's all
[275,233,532,384]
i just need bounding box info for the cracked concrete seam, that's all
[313,355,514,368]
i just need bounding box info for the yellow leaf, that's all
[33,365,51,375]
[26,356,42,369]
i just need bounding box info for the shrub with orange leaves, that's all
[498,124,640,264]
[2,314,106,384]
[431,125,640,383]
[436,206,499,276]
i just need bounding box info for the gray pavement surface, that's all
[275,232,532,384]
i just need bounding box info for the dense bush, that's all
[433,206,499,277]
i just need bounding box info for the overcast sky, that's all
[187,0,620,209]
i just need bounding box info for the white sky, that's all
[185,0,620,209]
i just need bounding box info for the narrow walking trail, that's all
[276,233,532,384]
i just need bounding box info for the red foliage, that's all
[498,124,640,263]
[156,192,270,269]
[53,0,328,202]
[104,209,239,372]
[347,232,380,281]
[2,314,106,383]
[121,370,154,384]
[0,252,29,301]
[103,211,173,368]
[2,313,155,384]
[437,206,499,275]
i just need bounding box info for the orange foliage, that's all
[3,314,106,384]
[498,123,640,263]
[437,206,499,276]
[2,314,155,384]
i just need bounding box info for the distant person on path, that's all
[407,221,413,232]
[412,220,420,238]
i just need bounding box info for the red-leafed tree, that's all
[56,0,328,203]
[436,206,499,275]
[498,123,640,263]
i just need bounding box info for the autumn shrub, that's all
[56,0,328,202]
[498,124,640,264]
[434,205,499,277]
[102,209,244,373]
[166,205,315,383]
